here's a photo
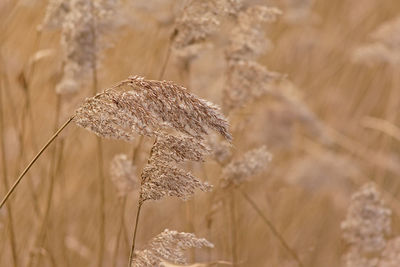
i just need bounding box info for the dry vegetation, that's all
[1,0,400,266]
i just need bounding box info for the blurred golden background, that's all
[1,0,400,266]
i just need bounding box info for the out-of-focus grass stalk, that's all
[229,190,238,267]
[112,196,127,267]
[31,95,62,267]
[238,188,304,267]
[0,116,74,210]
[0,66,19,267]
[128,202,143,266]
[88,5,106,265]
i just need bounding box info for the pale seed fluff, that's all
[223,59,282,111]
[226,5,282,61]
[47,0,121,95]
[341,183,391,267]
[109,154,137,197]
[380,237,400,267]
[207,134,232,165]
[221,146,272,187]
[352,16,400,66]
[74,76,232,142]
[39,0,70,31]
[172,0,241,60]
[131,229,213,267]
[139,132,212,203]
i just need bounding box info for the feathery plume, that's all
[151,132,210,163]
[341,183,391,266]
[74,76,232,141]
[226,5,281,61]
[352,16,400,66]
[208,134,232,165]
[380,237,400,267]
[139,132,212,203]
[221,146,272,187]
[110,154,137,197]
[131,229,213,267]
[51,0,121,94]
[172,0,242,60]
[39,0,70,30]
[341,183,391,253]
[223,59,282,111]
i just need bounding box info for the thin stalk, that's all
[185,199,196,262]
[229,190,238,267]
[0,116,74,209]
[128,202,143,267]
[96,136,106,267]
[88,4,106,265]
[0,73,19,267]
[158,39,171,80]
[33,95,62,267]
[112,196,127,267]
[0,62,41,217]
[238,188,304,267]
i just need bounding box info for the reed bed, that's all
[1,0,400,266]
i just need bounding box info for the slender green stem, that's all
[128,202,143,267]
[237,188,304,267]
[0,116,74,209]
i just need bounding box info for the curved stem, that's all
[237,188,304,267]
[0,73,19,267]
[128,202,143,267]
[0,116,74,210]
[32,95,62,267]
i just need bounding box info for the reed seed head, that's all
[109,154,137,197]
[341,183,391,253]
[139,132,212,203]
[131,229,213,267]
[74,76,232,142]
[221,146,272,187]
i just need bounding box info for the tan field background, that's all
[1,0,400,266]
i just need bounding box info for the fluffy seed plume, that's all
[341,183,391,267]
[341,183,391,253]
[226,5,282,61]
[352,16,400,66]
[221,146,272,187]
[139,132,212,203]
[223,59,283,111]
[131,229,213,267]
[380,237,400,267]
[172,0,242,59]
[109,154,137,197]
[48,0,121,94]
[151,132,211,163]
[74,76,232,141]
[39,0,70,30]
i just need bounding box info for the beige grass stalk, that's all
[87,3,106,266]
[0,71,19,267]
[112,196,128,267]
[30,95,62,267]
[0,116,74,210]
[238,188,304,267]
[1,54,41,217]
